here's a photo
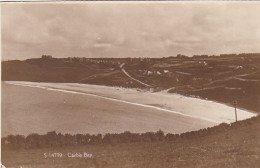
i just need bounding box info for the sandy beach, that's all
[2,82,216,136]
[5,81,256,124]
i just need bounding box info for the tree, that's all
[155,130,164,141]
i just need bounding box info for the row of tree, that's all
[2,115,259,150]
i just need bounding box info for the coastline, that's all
[4,81,256,124]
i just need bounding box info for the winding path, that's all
[120,63,152,87]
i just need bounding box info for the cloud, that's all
[1,2,260,60]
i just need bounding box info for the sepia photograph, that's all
[1,1,260,167]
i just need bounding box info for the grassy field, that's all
[2,116,260,168]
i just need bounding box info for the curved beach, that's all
[2,81,256,136]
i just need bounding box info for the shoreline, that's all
[3,81,257,124]
[4,81,218,124]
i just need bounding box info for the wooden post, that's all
[233,100,238,122]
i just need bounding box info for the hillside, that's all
[2,115,260,168]
[2,54,260,112]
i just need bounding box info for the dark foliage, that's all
[2,116,259,150]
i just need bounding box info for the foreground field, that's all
[2,116,260,168]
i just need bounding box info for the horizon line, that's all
[2,52,260,61]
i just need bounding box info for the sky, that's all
[1,2,260,60]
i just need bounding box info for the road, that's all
[120,63,152,87]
